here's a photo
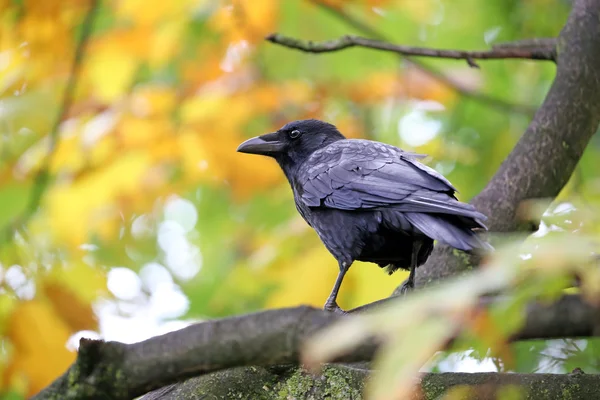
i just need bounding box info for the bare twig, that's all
[308,0,538,114]
[33,295,600,400]
[493,37,558,50]
[266,34,556,66]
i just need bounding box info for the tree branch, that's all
[492,37,558,50]
[33,2,600,399]
[33,295,600,399]
[308,0,538,114]
[414,0,600,285]
[266,34,556,68]
[141,366,600,400]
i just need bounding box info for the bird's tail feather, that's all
[396,196,488,229]
[405,212,493,251]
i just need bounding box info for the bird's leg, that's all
[324,261,350,314]
[400,241,422,295]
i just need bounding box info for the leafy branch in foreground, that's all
[306,232,599,399]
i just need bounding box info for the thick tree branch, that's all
[34,2,600,400]
[266,34,556,68]
[33,295,600,399]
[416,371,600,399]
[415,0,600,285]
[142,366,600,400]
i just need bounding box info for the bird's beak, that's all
[237,134,285,156]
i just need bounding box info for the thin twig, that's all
[28,0,99,211]
[2,0,99,244]
[308,0,539,115]
[493,37,558,50]
[266,34,556,66]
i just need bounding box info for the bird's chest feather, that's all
[301,207,384,260]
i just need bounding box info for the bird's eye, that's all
[289,129,301,139]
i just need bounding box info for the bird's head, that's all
[237,119,346,166]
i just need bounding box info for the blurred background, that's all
[1,0,598,397]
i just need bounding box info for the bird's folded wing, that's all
[299,144,486,222]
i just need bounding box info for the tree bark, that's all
[141,367,600,400]
[32,295,600,400]
[414,0,600,286]
[34,0,600,399]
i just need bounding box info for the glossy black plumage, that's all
[237,119,491,313]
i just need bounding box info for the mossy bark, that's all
[142,367,600,400]
[33,1,600,400]
[141,364,369,400]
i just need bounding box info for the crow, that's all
[237,119,492,313]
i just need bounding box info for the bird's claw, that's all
[324,300,348,314]
[399,281,414,296]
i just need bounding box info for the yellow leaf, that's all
[41,261,106,333]
[129,86,178,118]
[280,80,314,105]
[43,281,98,332]
[4,300,75,397]
[86,50,138,102]
[200,135,283,199]
[117,116,171,148]
[149,21,185,67]
[0,294,17,334]
[181,91,254,128]
[115,0,200,26]
[177,129,212,182]
[50,133,86,174]
[265,246,339,309]
[88,135,118,167]
[344,262,408,309]
[348,72,400,103]
[398,0,435,23]
[45,152,152,245]
[209,0,279,43]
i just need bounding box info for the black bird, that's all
[237,119,491,313]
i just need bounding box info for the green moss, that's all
[274,365,364,400]
[275,368,315,399]
[497,385,524,400]
[322,365,364,399]
[560,381,581,400]
[562,387,574,400]
[67,367,78,387]
[181,367,278,400]
[420,376,445,399]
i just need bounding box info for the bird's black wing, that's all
[297,139,491,251]
[298,140,485,221]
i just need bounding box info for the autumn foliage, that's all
[0,0,583,398]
